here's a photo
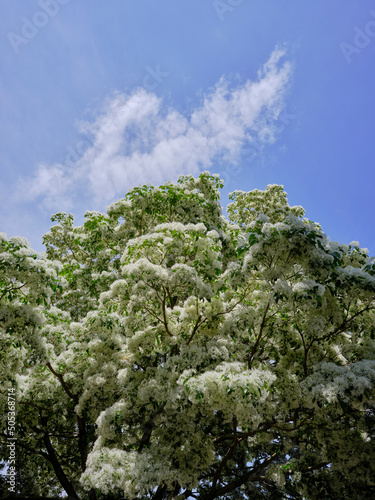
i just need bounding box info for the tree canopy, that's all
[1,172,375,499]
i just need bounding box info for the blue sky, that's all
[1,0,374,255]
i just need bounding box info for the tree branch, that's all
[187,314,205,345]
[201,451,279,500]
[151,484,168,500]
[248,301,271,369]
[212,416,239,491]
[0,282,27,301]
[46,362,77,402]
[138,401,167,452]
[40,416,79,499]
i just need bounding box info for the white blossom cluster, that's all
[1,173,374,499]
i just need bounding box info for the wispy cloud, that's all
[17,47,292,209]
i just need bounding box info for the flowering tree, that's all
[1,173,374,499]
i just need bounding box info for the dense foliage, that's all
[1,173,374,499]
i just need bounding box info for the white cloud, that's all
[17,47,292,208]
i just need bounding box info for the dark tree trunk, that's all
[41,417,79,500]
